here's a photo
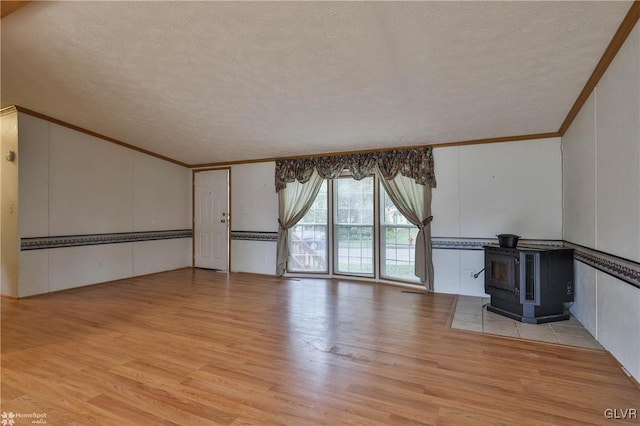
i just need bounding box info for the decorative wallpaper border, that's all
[21,229,193,251]
[564,242,640,290]
[231,231,277,242]
[431,237,564,251]
[27,230,635,288]
[431,237,639,289]
[228,234,567,249]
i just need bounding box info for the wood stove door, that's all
[485,252,519,294]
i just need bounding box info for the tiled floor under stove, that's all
[451,295,603,350]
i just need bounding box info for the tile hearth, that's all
[451,295,603,350]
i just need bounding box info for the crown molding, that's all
[8,105,188,168]
[558,1,640,136]
[428,132,561,149]
[189,132,560,169]
[1,1,29,19]
[4,3,636,166]
[0,105,18,116]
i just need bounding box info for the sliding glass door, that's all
[288,174,419,283]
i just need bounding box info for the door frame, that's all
[192,167,231,270]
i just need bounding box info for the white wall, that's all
[1,111,19,297]
[17,113,192,297]
[230,162,278,275]
[228,138,563,290]
[562,24,640,381]
[432,138,563,296]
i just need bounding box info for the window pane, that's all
[288,181,327,272]
[382,190,412,225]
[380,185,419,282]
[335,177,373,276]
[288,177,420,284]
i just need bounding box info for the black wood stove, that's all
[484,245,574,324]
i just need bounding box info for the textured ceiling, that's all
[0,1,633,165]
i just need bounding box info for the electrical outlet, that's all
[467,270,475,279]
[97,260,103,268]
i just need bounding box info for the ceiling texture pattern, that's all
[0,1,633,165]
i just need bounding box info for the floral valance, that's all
[275,147,436,192]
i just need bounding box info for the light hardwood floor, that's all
[1,268,638,425]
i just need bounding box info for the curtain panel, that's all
[378,170,434,290]
[276,171,324,276]
[274,146,436,290]
[275,147,436,191]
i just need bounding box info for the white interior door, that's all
[194,170,229,270]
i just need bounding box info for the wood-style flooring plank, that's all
[2,268,639,425]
